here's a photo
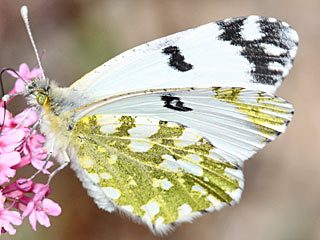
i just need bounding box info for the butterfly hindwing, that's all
[70,16,298,102]
[69,87,293,233]
[71,115,243,234]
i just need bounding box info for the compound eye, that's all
[36,92,48,105]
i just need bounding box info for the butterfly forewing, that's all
[70,16,298,103]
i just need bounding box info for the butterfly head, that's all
[25,77,51,106]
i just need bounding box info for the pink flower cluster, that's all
[0,64,61,235]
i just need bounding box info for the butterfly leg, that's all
[47,150,70,184]
[15,116,40,151]
[13,108,32,129]
[20,138,55,185]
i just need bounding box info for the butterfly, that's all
[14,7,298,235]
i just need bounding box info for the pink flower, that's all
[22,185,61,231]
[0,63,61,235]
[0,192,22,235]
[7,63,42,93]
[2,179,33,199]
[0,152,21,184]
[24,133,53,174]
[0,129,25,153]
[0,105,52,173]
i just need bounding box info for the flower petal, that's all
[18,63,30,79]
[32,184,50,201]
[0,152,21,167]
[42,199,62,216]
[0,166,16,184]
[29,68,42,79]
[22,202,35,219]
[14,79,26,93]
[0,129,25,152]
[36,211,50,228]
[29,210,37,231]
[1,211,22,226]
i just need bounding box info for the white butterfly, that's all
[11,7,298,235]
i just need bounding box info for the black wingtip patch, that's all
[217,17,296,85]
[161,95,193,112]
[162,46,193,72]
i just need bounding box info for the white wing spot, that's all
[122,205,134,213]
[192,184,207,195]
[241,16,265,41]
[153,179,161,187]
[206,195,223,209]
[103,187,120,200]
[82,158,94,168]
[97,115,119,123]
[100,173,111,180]
[98,115,122,134]
[268,17,277,23]
[167,122,179,128]
[261,43,287,56]
[176,128,200,147]
[177,160,203,176]
[282,21,290,27]
[129,141,152,152]
[289,29,299,44]
[268,62,288,76]
[100,125,119,134]
[155,217,164,226]
[187,154,203,162]
[141,202,160,221]
[160,155,180,172]
[129,179,137,185]
[128,118,159,138]
[109,155,117,164]
[226,188,242,202]
[178,204,192,218]
[161,179,173,190]
[160,155,203,176]
[289,47,298,59]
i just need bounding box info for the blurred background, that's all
[0,0,319,239]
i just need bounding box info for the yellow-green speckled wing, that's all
[69,87,293,234]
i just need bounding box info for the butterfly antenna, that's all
[20,6,45,79]
[0,69,7,135]
[0,68,28,135]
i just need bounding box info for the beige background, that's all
[0,0,319,239]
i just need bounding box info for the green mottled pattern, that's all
[212,88,292,136]
[72,115,239,225]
